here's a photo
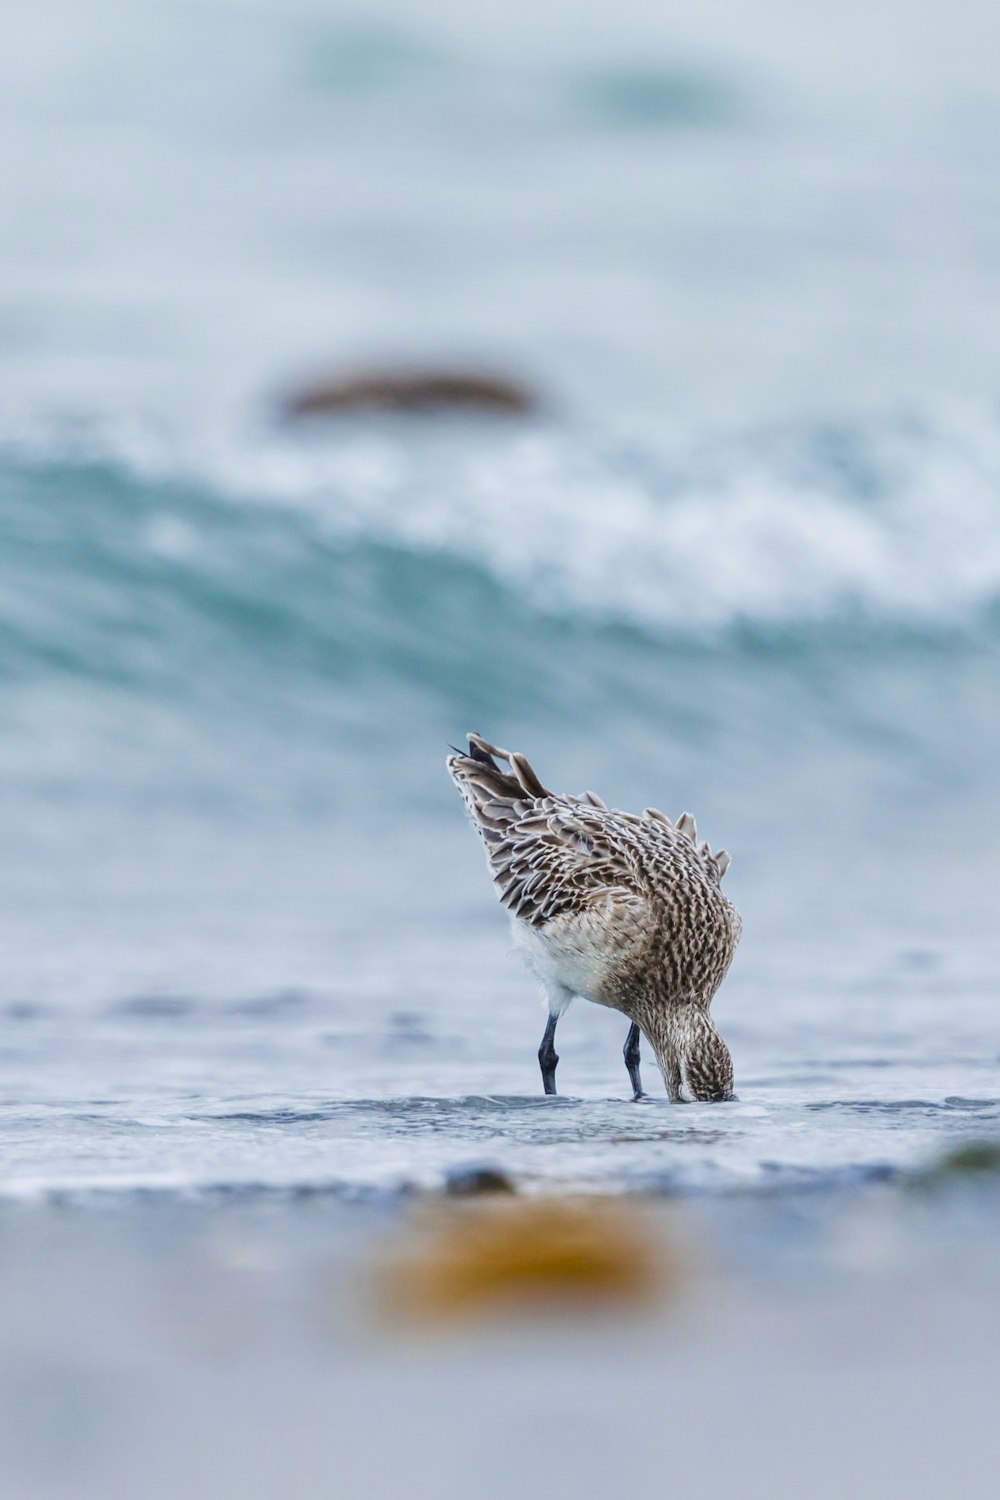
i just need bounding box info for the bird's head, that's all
[647,1007,735,1103]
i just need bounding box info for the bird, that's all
[447,734,741,1102]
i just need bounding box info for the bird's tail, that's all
[446,734,550,819]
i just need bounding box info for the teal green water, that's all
[1,421,998,1197]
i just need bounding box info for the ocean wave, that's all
[3,406,1000,656]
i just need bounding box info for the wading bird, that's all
[447,734,740,1101]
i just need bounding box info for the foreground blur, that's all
[1,1180,999,1500]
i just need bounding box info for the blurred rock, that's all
[444,1166,516,1197]
[916,1141,1000,1184]
[371,1196,677,1325]
[281,368,539,419]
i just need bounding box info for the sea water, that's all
[0,0,999,1203]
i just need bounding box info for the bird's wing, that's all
[447,734,729,928]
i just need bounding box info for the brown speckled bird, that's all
[447,734,741,1102]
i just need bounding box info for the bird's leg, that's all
[538,1013,560,1095]
[624,1022,645,1100]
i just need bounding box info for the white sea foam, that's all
[5,404,1000,639]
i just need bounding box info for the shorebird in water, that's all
[447,735,741,1102]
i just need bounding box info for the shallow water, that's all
[0,924,997,1198]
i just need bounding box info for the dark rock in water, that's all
[920,1141,1000,1182]
[281,368,538,419]
[444,1165,516,1197]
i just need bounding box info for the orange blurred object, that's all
[373,1196,678,1325]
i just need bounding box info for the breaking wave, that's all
[3,405,1000,670]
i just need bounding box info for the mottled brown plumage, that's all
[447,734,741,1102]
